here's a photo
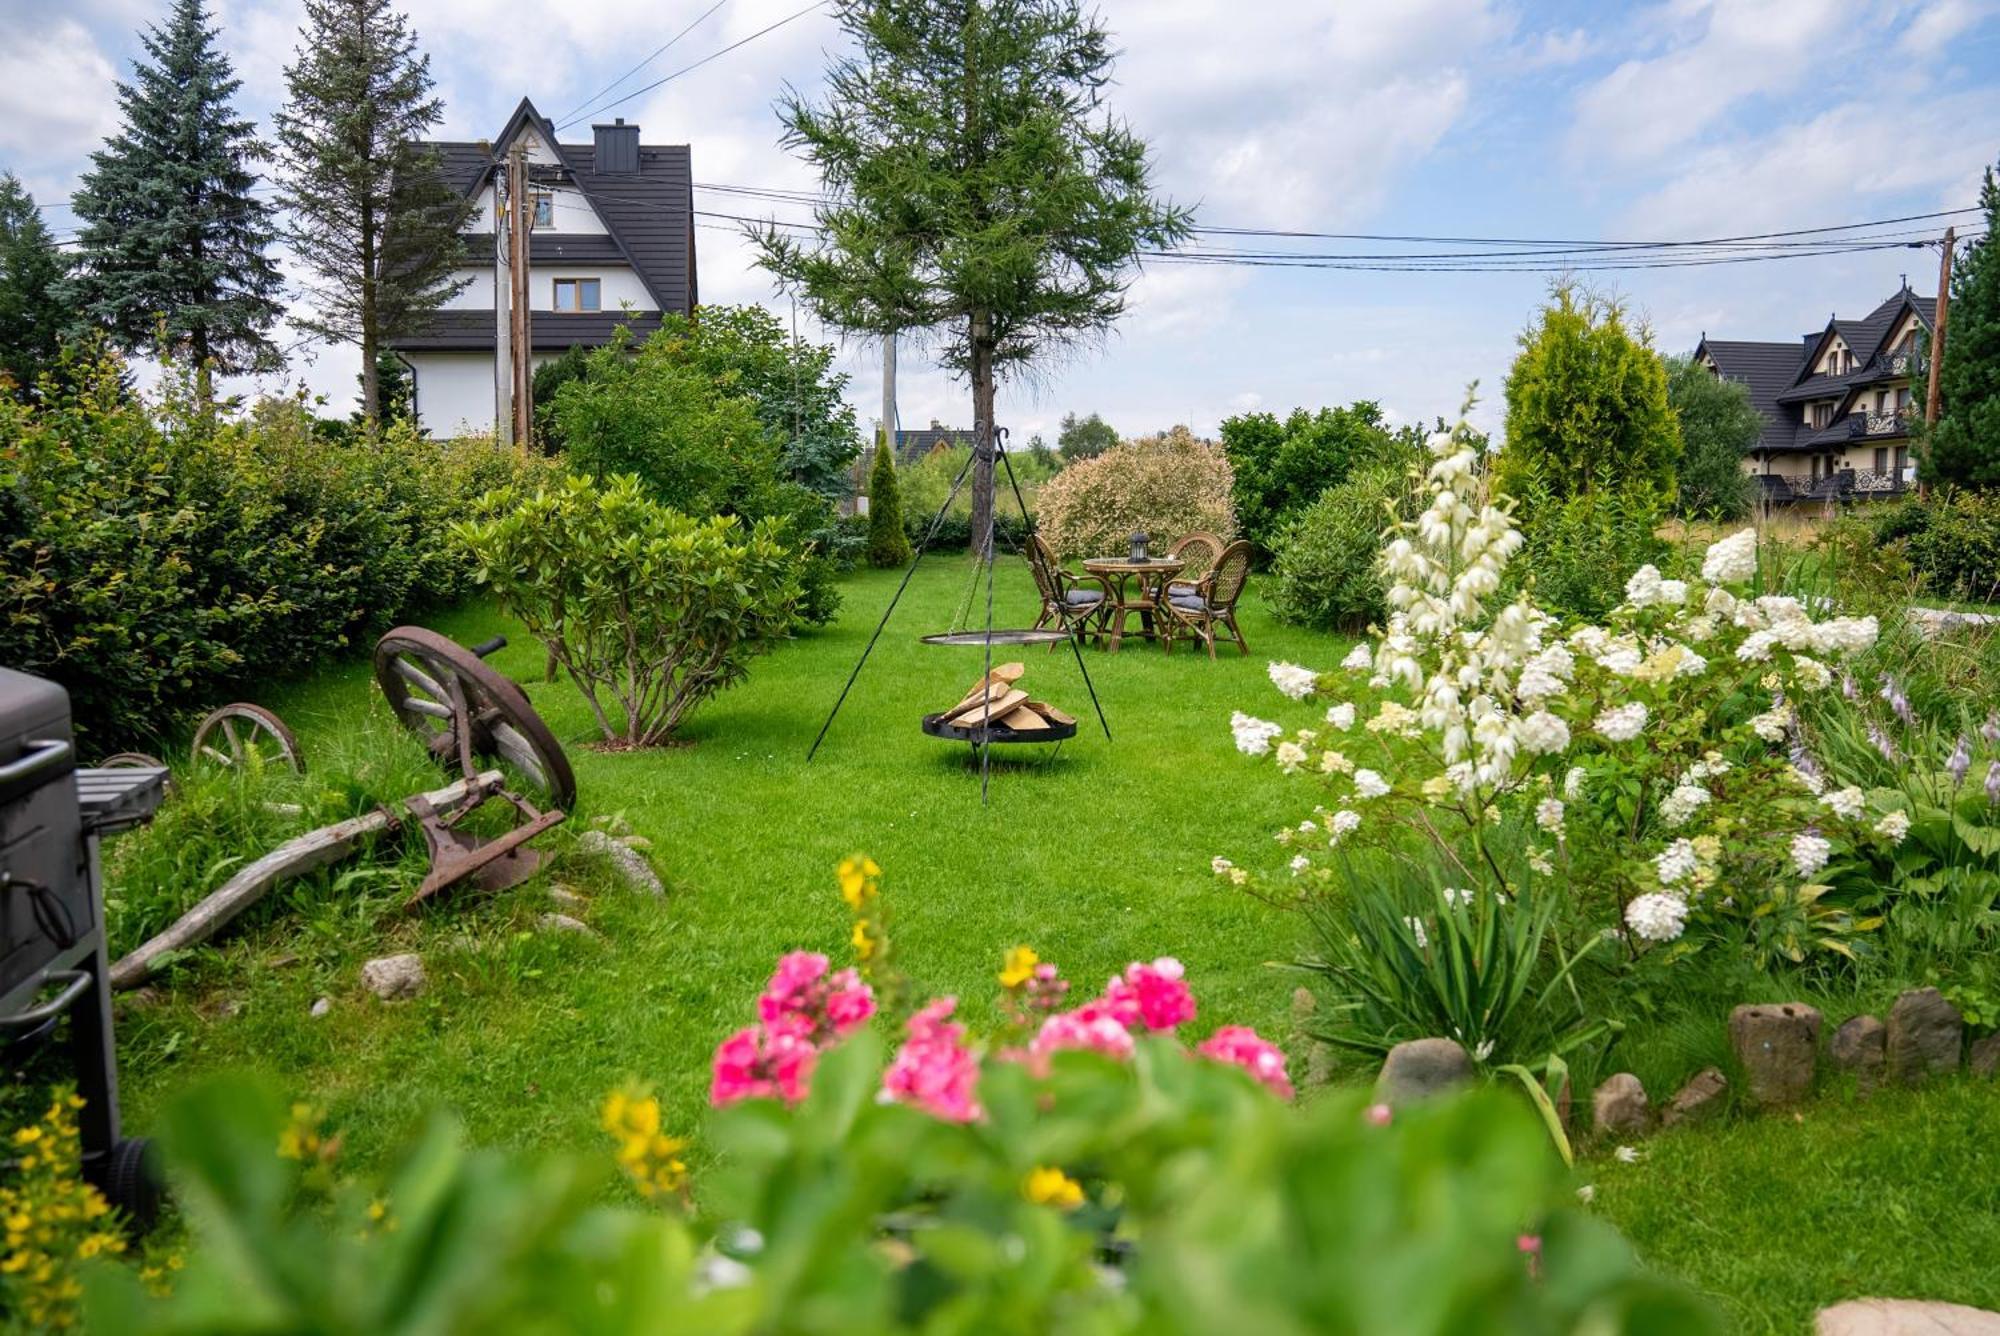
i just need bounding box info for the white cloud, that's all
[0,21,120,179]
[1899,0,1995,55]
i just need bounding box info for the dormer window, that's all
[553,277,601,312]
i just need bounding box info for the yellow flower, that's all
[837,855,881,909]
[998,946,1039,989]
[851,920,876,960]
[600,1085,688,1200]
[1023,1166,1085,1210]
[276,1103,324,1162]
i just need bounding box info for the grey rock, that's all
[536,912,599,938]
[1661,1067,1727,1127]
[548,884,588,910]
[1305,1041,1339,1088]
[360,953,426,1001]
[1816,1298,2000,1335]
[309,996,331,1018]
[617,834,653,851]
[1375,1038,1472,1105]
[1831,1014,1888,1093]
[1728,1002,1822,1108]
[1971,1033,2000,1079]
[577,829,663,896]
[1887,987,1963,1084]
[1592,1072,1650,1136]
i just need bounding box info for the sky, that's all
[2,0,1997,442]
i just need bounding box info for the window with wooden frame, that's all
[552,277,601,312]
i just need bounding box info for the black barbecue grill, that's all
[1,667,166,1227]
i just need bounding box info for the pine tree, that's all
[276,0,469,425]
[69,0,283,374]
[1923,164,2000,490]
[0,173,69,394]
[757,0,1190,552]
[866,432,913,567]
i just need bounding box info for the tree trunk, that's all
[968,310,997,556]
[359,194,380,427]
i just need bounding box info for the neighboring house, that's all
[1693,284,1935,506]
[893,421,979,465]
[387,97,696,437]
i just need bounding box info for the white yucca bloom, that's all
[1701,528,1758,583]
[1267,661,1319,701]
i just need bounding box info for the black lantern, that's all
[1129,531,1149,563]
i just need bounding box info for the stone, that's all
[1728,1002,1822,1108]
[1815,1298,2000,1335]
[537,912,599,938]
[309,996,331,1018]
[1661,1067,1728,1127]
[360,953,426,1001]
[1971,1033,2000,1079]
[1887,988,1964,1084]
[1305,1041,1339,1088]
[618,834,653,851]
[1375,1038,1472,1105]
[577,829,663,896]
[1592,1072,1650,1136]
[1830,1014,1887,1089]
[548,884,588,910]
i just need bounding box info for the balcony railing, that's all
[1755,469,1912,503]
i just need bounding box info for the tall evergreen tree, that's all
[866,432,913,567]
[757,0,1190,552]
[1922,163,2000,490]
[0,173,69,393]
[276,0,469,425]
[1664,354,1757,519]
[68,0,284,374]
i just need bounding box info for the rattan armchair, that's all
[1164,531,1223,600]
[1028,535,1110,648]
[1161,539,1251,659]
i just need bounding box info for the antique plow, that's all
[110,629,574,990]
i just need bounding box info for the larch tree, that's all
[276,0,469,426]
[68,0,284,374]
[0,173,69,394]
[755,0,1190,552]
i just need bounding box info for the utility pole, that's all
[1925,226,1955,426]
[508,142,533,452]
[881,330,898,461]
[493,153,512,447]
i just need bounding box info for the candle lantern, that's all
[1129,531,1149,563]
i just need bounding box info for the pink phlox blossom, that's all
[1197,1025,1294,1099]
[881,997,984,1122]
[1031,1001,1137,1061]
[757,950,875,1040]
[710,1013,819,1108]
[1101,957,1196,1031]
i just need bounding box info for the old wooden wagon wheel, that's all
[372,627,576,809]
[191,704,305,774]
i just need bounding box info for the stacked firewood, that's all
[934,662,1075,733]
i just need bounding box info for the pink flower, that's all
[758,951,830,1025]
[757,951,875,1042]
[881,998,984,1122]
[710,1014,820,1108]
[1102,958,1196,1032]
[823,968,877,1035]
[1031,1004,1136,1061]
[1365,1102,1393,1127]
[1517,1233,1542,1281]
[1196,1025,1294,1100]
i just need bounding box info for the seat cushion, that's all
[1169,594,1210,614]
[1063,589,1104,606]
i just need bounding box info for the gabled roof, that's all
[894,426,979,464]
[1695,338,1801,454]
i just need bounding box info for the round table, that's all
[1082,556,1185,652]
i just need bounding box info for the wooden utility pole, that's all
[508,142,533,451]
[1925,226,1955,426]
[881,329,897,459]
[493,154,512,447]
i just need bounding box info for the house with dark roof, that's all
[1693,285,1935,506]
[892,422,980,464]
[386,98,696,436]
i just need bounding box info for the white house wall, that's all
[437,264,652,312]
[461,183,609,235]
[407,352,495,438]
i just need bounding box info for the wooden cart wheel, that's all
[190,704,305,774]
[97,752,168,770]
[372,627,576,809]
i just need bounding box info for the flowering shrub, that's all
[1,1092,127,1330]
[1033,426,1237,562]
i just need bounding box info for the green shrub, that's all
[0,344,548,745]
[1267,462,1420,633]
[1664,354,1756,520]
[1902,489,2000,604]
[1033,426,1236,562]
[895,443,1056,544]
[455,474,799,745]
[1221,402,1402,560]
[865,436,912,567]
[1508,482,1670,620]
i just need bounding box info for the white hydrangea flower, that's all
[1340,642,1373,671]
[1822,786,1866,820]
[1597,646,1643,676]
[1535,797,1565,834]
[1658,578,1688,605]
[1320,749,1354,775]
[1268,661,1319,701]
[1701,528,1758,584]
[1518,711,1570,755]
[1210,856,1234,875]
[1624,892,1689,943]
[1352,769,1390,800]
[1793,656,1832,690]
[1625,564,1664,607]
[1654,838,1700,886]
[1661,783,1710,827]
[1289,854,1310,875]
[1593,703,1649,742]
[1325,702,1356,731]
[1327,809,1361,844]
[1275,740,1308,772]
[1874,810,1910,844]
[1750,705,1791,742]
[1790,832,1831,878]
[1230,711,1283,756]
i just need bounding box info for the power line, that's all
[552,0,829,131]
[553,0,734,129]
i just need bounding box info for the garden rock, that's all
[1592,1073,1650,1136]
[1887,988,1963,1084]
[1375,1038,1471,1104]
[1661,1067,1727,1127]
[309,996,331,1018]
[1971,1034,2000,1079]
[577,830,663,896]
[1728,1002,1821,1107]
[1831,1014,1887,1088]
[1815,1298,2000,1335]
[1292,988,1340,1088]
[537,912,599,938]
[548,884,588,910]
[361,953,426,1001]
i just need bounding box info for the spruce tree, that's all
[69,0,284,374]
[1923,164,2000,490]
[866,432,913,567]
[276,0,469,425]
[0,173,69,393]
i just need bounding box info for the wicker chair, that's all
[1164,531,1223,600]
[1028,535,1109,647]
[1161,539,1251,658]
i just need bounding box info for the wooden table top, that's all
[1082,556,1185,575]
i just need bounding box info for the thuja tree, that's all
[1923,162,2000,490]
[276,0,470,425]
[756,0,1190,552]
[867,435,913,567]
[69,0,284,373]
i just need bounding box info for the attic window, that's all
[532,192,554,228]
[553,278,601,312]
